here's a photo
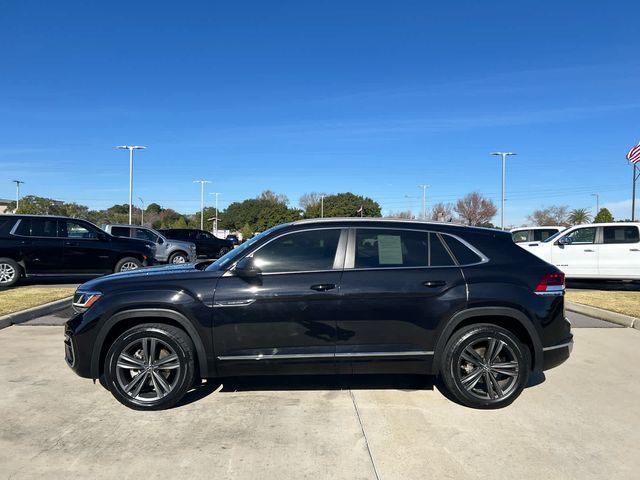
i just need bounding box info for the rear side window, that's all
[533,229,558,241]
[442,235,483,265]
[13,218,58,237]
[134,228,159,243]
[354,229,455,268]
[111,226,132,237]
[0,218,17,236]
[253,229,341,273]
[603,226,639,244]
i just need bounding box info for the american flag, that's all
[627,142,640,164]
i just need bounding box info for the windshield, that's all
[205,224,289,271]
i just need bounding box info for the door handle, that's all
[583,249,595,252]
[310,284,337,292]
[630,249,640,252]
[423,280,446,288]
[20,240,32,245]
[64,241,79,246]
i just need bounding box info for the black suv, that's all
[158,228,233,258]
[65,219,572,410]
[0,215,155,287]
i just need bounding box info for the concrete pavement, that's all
[1,325,639,480]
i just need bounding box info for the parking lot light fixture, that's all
[115,145,146,225]
[210,192,221,234]
[12,180,24,211]
[417,185,430,220]
[194,180,211,230]
[491,152,517,230]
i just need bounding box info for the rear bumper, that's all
[542,336,573,371]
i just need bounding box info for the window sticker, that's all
[377,235,403,264]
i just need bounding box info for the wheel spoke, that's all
[490,340,505,363]
[485,338,498,362]
[491,361,519,377]
[462,346,484,366]
[117,353,145,369]
[154,354,179,369]
[484,372,495,399]
[124,371,147,395]
[488,372,504,397]
[461,367,483,390]
[151,370,172,396]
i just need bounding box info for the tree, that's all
[386,210,414,219]
[527,205,569,226]
[306,192,381,218]
[221,198,301,232]
[454,192,497,226]
[593,208,614,223]
[430,202,454,222]
[240,223,253,241]
[146,202,162,215]
[568,208,592,225]
[299,192,326,212]
[257,190,289,205]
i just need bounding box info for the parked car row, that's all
[0,214,234,287]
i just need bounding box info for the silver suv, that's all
[101,224,196,264]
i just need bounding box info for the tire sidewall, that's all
[169,252,187,264]
[104,326,194,410]
[114,257,142,273]
[442,325,530,409]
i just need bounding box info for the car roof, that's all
[510,226,563,232]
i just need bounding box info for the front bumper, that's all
[64,312,93,379]
[542,336,573,371]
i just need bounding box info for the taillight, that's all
[535,272,565,295]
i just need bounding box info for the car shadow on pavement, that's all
[177,371,547,408]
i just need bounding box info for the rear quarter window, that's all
[0,218,17,236]
[603,226,639,244]
[442,235,484,265]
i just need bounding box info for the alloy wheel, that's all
[120,261,139,271]
[115,337,182,402]
[457,337,520,401]
[171,255,187,264]
[0,263,16,284]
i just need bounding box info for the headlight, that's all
[73,291,102,311]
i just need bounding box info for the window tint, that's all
[565,227,596,244]
[354,229,454,268]
[63,221,98,239]
[0,218,17,236]
[512,230,529,243]
[111,226,132,238]
[134,228,159,243]
[603,226,639,244]
[12,218,58,237]
[533,229,557,241]
[442,235,483,265]
[197,231,213,241]
[253,229,341,273]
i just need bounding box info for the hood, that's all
[77,262,221,291]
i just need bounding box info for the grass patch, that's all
[566,291,640,318]
[0,287,75,317]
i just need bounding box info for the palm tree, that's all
[568,208,592,225]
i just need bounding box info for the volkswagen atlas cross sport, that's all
[65,219,573,410]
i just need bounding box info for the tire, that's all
[168,251,188,264]
[114,257,143,273]
[217,246,231,258]
[104,323,196,410]
[440,324,530,409]
[0,258,21,288]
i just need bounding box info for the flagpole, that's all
[633,163,637,222]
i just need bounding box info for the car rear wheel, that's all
[114,257,142,273]
[440,324,530,409]
[104,323,196,410]
[169,251,188,264]
[0,258,20,288]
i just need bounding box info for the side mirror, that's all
[157,237,164,245]
[235,257,261,278]
[97,232,108,241]
[557,236,572,246]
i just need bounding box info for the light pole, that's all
[591,193,599,216]
[138,197,145,225]
[320,195,325,218]
[417,184,430,220]
[194,180,211,230]
[12,180,24,211]
[116,145,146,224]
[209,192,221,234]
[491,152,516,229]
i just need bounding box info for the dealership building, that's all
[0,198,12,214]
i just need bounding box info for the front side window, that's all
[134,228,159,243]
[565,227,596,245]
[512,230,529,243]
[603,226,639,244]
[354,229,455,268]
[111,226,132,238]
[63,221,98,239]
[533,229,557,241]
[253,229,341,273]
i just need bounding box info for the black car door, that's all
[61,219,114,273]
[336,228,468,374]
[212,228,347,376]
[13,218,64,274]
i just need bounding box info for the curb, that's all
[0,297,72,330]
[566,301,640,330]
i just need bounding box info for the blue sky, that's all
[1,0,639,226]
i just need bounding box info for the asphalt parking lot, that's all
[1,316,639,480]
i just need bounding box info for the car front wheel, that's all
[104,324,196,410]
[440,324,530,409]
[168,252,188,264]
[114,257,142,273]
[0,258,20,288]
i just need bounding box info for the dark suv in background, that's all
[0,215,155,287]
[65,219,572,410]
[158,228,233,258]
